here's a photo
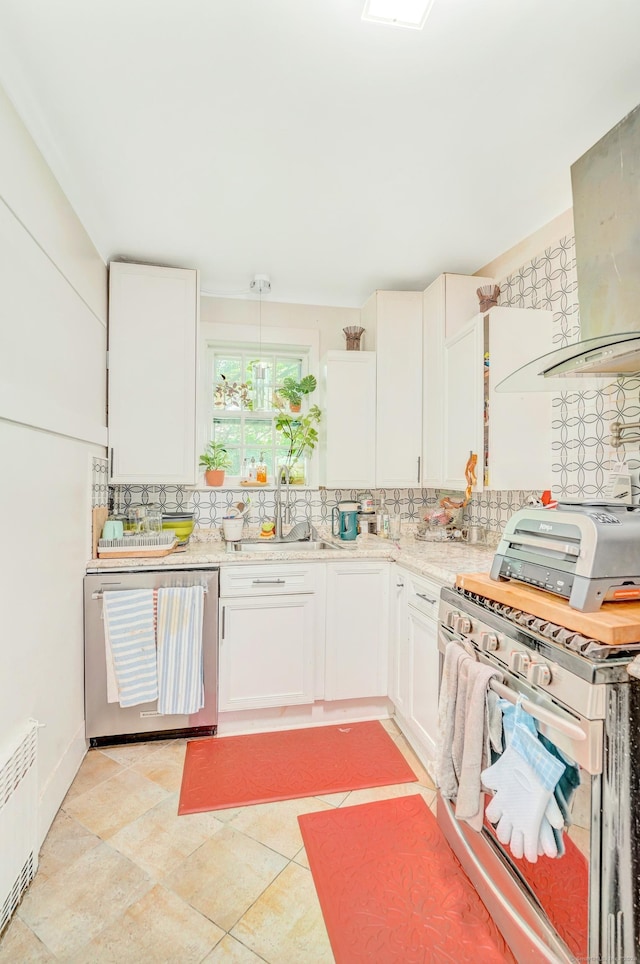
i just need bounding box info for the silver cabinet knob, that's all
[479,632,499,652]
[509,651,530,674]
[527,660,552,686]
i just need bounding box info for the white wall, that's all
[200,294,367,353]
[0,83,107,844]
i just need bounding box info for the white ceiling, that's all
[2,0,640,307]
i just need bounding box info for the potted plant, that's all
[199,441,232,486]
[276,374,317,413]
[274,404,322,484]
[214,375,253,410]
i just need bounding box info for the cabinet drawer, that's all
[220,563,320,597]
[403,571,444,621]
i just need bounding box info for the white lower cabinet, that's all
[407,604,440,757]
[219,594,316,711]
[325,561,390,701]
[218,563,320,712]
[218,558,392,716]
[390,571,409,718]
[391,567,444,769]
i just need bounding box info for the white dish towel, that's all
[156,586,205,715]
[102,589,158,707]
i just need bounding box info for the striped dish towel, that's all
[102,590,158,707]
[157,587,205,715]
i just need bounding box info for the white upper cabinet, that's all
[482,307,553,490]
[422,273,493,488]
[320,350,376,488]
[439,306,553,492]
[362,290,423,488]
[108,262,199,484]
[442,318,484,490]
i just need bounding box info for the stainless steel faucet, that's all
[274,465,291,540]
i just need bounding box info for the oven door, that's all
[437,623,602,964]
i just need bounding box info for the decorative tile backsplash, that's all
[91,456,109,508]
[112,483,539,534]
[110,231,640,533]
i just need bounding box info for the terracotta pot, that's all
[289,401,301,413]
[205,469,225,486]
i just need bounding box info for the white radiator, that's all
[0,721,39,936]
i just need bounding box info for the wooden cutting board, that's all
[92,506,109,559]
[455,572,640,646]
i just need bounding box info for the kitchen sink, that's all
[232,540,345,552]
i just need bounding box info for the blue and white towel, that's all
[156,586,204,715]
[102,590,158,707]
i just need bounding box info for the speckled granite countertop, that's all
[87,528,497,586]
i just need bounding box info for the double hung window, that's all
[205,344,311,484]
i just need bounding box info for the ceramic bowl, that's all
[162,514,195,541]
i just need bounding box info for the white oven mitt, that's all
[481,708,565,863]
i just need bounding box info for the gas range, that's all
[440,585,640,688]
[438,583,640,962]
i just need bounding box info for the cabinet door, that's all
[219,594,315,711]
[442,317,483,491]
[374,291,423,488]
[108,262,198,484]
[486,307,553,490]
[422,273,494,488]
[408,607,439,760]
[320,351,376,487]
[422,277,445,487]
[325,562,389,701]
[390,569,409,717]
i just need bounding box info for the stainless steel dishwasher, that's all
[83,567,219,746]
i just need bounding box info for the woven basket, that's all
[476,284,500,312]
[343,326,365,350]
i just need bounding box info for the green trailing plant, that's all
[276,374,317,410]
[274,404,322,474]
[199,441,232,471]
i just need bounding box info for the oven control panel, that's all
[439,599,606,720]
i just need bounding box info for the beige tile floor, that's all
[0,719,436,964]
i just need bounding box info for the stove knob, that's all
[479,632,499,652]
[527,660,552,687]
[509,651,530,674]
[458,616,472,634]
[447,610,460,630]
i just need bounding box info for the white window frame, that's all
[198,322,320,488]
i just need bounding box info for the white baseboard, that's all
[37,721,88,849]
[217,698,393,737]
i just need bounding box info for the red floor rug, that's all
[299,794,516,964]
[178,721,418,814]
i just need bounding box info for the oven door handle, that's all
[490,679,586,742]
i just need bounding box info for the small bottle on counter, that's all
[377,494,390,538]
[241,457,249,483]
[248,457,257,482]
[257,453,267,484]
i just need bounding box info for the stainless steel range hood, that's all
[498,102,640,392]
